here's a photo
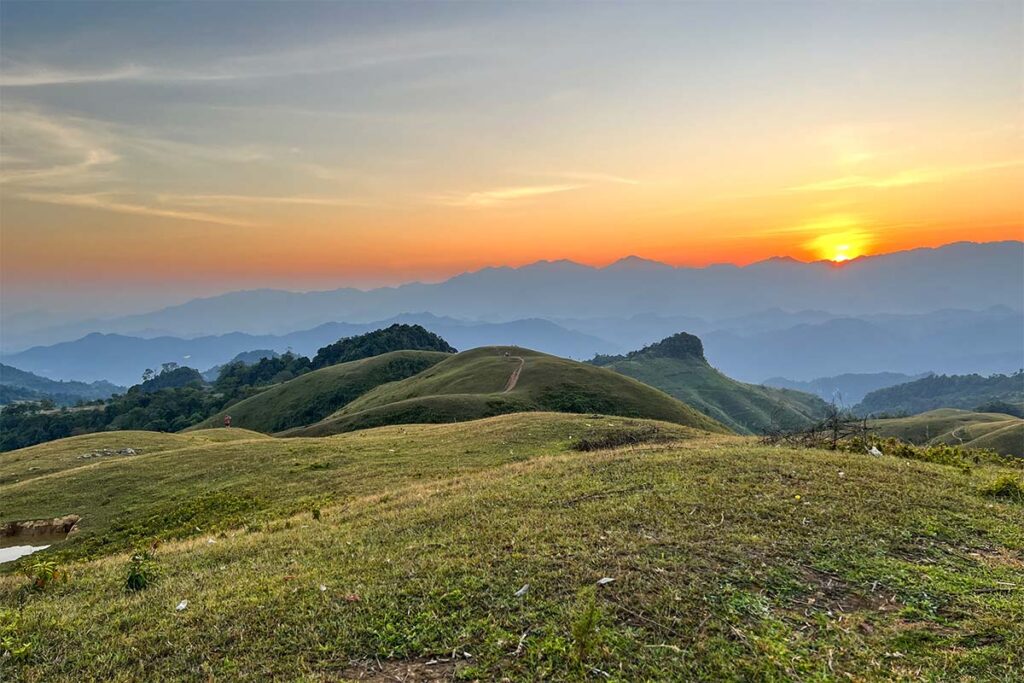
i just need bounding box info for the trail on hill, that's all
[503,356,525,393]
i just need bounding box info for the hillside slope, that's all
[193,350,450,433]
[592,333,829,434]
[871,408,1024,457]
[286,346,728,436]
[2,413,1021,680]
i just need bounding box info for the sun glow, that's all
[804,227,873,263]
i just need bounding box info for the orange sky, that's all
[1,2,1022,315]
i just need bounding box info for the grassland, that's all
[193,350,450,433]
[288,347,727,437]
[871,409,1024,458]
[2,413,1022,681]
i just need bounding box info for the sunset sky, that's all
[1,1,1021,317]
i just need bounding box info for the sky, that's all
[1,1,1022,318]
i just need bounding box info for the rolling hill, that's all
[287,346,728,437]
[193,350,451,433]
[2,413,1021,680]
[590,333,829,434]
[870,408,1024,458]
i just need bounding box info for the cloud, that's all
[437,184,583,208]
[0,63,148,87]
[0,111,119,186]
[16,192,258,227]
[158,193,366,208]
[1,27,480,87]
[551,171,640,185]
[787,160,1024,193]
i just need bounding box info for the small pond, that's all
[0,531,69,563]
[1,515,79,564]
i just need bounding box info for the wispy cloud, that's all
[0,110,119,186]
[158,193,367,208]
[437,184,582,208]
[16,192,258,227]
[551,171,640,185]
[1,27,480,87]
[787,160,1024,193]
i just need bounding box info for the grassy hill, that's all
[871,408,1024,458]
[2,413,1022,680]
[287,346,728,436]
[193,350,450,433]
[857,371,1024,416]
[592,333,829,434]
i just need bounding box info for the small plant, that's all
[311,506,322,521]
[979,474,1024,503]
[26,559,64,592]
[570,587,602,666]
[1,608,33,661]
[124,549,160,592]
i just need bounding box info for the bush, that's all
[26,559,64,592]
[124,549,160,591]
[572,425,669,452]
[979,475,1024,503]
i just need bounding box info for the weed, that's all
[570,587,602,666]
[1,608,33,661]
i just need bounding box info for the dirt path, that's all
[502,356,525,393]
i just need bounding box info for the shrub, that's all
[979,475,1024,503]
[26,559,64,592]
[124,549,160,591]
[572,425,668,452]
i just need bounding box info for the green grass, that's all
[287,346,728,437]
[871,409,1024,458]
[600,354,829,435]
[192,350,450,433]
[2,413,1022,681]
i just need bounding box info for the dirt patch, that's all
[1,514,80,541]
[796,566,899,614]
[341,657,459,682]
[969,546,1024,570]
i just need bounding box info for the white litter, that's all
[597,577,615,586]
[868,446,883,457]
[176,600,188,612]
[514,584,529,597]
[319,584,327,592]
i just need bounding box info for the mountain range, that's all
[4,241,1020,351]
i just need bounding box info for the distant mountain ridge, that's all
[856,371,1024,416]
[763,372,933,405]
[4,241,1020,349]
[0,363,125,406]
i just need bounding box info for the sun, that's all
[831,244,852,262]
[803,227,871,263]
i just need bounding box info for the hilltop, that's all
[2,413,1021,680]
[288,346,727,437]
[193,350,451,433]
[870,408,1024,458]
[590,333,828,434]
